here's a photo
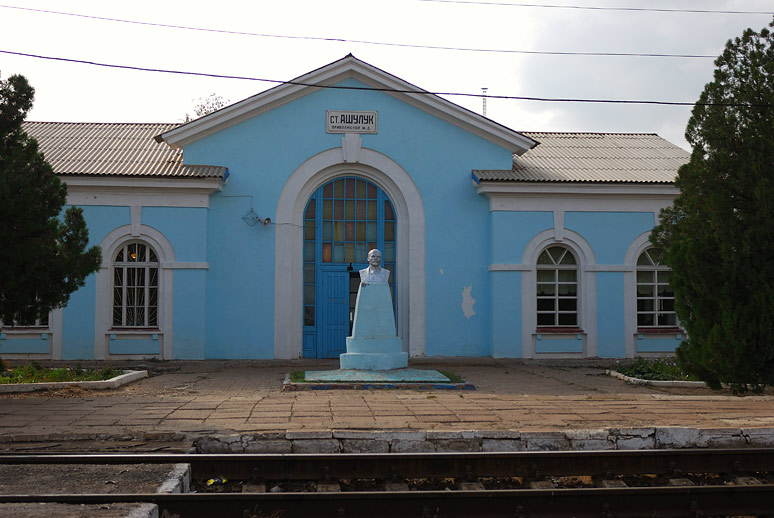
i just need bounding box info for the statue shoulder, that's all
[359,267,390,283]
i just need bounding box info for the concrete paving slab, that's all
[0,359,772,452]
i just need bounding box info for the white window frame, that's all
[95,225,175,360]
[521,229,597,358]
[536,245,580,328]
[112,241,160,329]
[636,248,677,329]
[624,232,684,357]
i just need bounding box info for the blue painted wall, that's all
[142,207,209,358]
[34,74,676,361]
[489,211,553,357]
[62,205,129,359]
[491,211,553,264]
[596,272,626,357]
[81,206,131,249]
[56,204,212,359]
[172,269,208,358]
[535,336,584,353]
[490,271,522,357]
[183,78,514,359]
[637,335,682,353]
[109,337,160,355]
[142,207,207,262]
[565,212,654,264]
[0,335,50,354]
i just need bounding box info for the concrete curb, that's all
[0,370,148,393]
[606,369,707,388]
[126,504,160,518]
[191,426,774,453]
[157,463,191,494]
[2,427,773,453]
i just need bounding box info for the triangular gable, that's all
[157,55,536,154]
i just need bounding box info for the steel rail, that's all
[1,448,773,480]
[1,485,773,518]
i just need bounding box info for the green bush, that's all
[616,357,699,382]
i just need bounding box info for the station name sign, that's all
[326,110,378,134]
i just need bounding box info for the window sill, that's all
[536,327,583,334]
[108,329,161,336]
[0,327,51,332]
[637,327,684,335]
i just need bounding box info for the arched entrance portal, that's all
[274,147,426,360]
[302,176,396,358]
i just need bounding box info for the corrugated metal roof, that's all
[473,132,690,184]
[21,122,227,179]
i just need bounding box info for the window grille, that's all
[112,242,159,328]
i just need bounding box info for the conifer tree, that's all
[651,20,774,391]
[0,74,101,324]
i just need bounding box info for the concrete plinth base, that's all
[284,367,475,390]
[341,281,407,371]
[340,351,408,371]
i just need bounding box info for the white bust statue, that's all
[359,249,390,284]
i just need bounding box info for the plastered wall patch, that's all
[462,285,476,319]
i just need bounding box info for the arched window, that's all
[112,241,159,328]
[636,248,676,328]
[536,245,578,327]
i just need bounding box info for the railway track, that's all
[1,448,773,517]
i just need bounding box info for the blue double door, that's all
[302,176,396,359]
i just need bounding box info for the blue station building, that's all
[2,56,690,361]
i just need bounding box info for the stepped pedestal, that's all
[339,282,408,371]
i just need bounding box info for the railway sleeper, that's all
[206,472,774,493]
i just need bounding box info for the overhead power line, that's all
[419,0,774,15]
[3,49,768,108]
[0,3,718,59]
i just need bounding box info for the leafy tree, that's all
[184,93,229,122]
[0,74,101,325]
[651,20,774,391]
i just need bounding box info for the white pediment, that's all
[158,55,536,154]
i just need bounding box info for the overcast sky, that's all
[1,0,772,150]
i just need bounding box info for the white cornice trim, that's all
[158,56,535,154]
[63,176,223,207]
[162,262,209,270]
[489,264,532,271]
[477,182,679,197]
[63,176,223,190]
[477,182,678,213]
[491,263,633,272]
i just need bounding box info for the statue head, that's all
[367,249,382,268]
